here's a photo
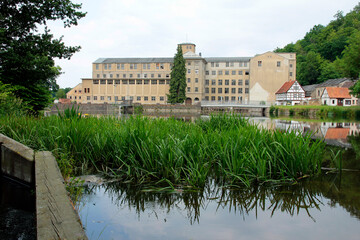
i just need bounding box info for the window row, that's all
[93,79,170,85]
[96,63,171,70]
[210,62,248,68]
[187,69,199,74]
[204,79,249,86]
[204,96,244,102]
[205,70,250,76]
[91,96,165,101]
[96,73,170,78]
[206,88,249,94]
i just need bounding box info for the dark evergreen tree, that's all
[0,0,86,114]
[168,46,186,104]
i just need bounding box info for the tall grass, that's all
[0,114,326,187]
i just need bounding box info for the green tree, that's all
[168,46,186,104]
[297,51,324,85]
[0,0,86,114]
[350,76,360,97]
[340,31,360,79]
[55,89,66,99]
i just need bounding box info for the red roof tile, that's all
[275,80,296,94]
[325,87,351,99]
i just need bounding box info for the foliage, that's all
[0,81,27,116]
[0,0,86,114]
[350,79,360,98]
[275,4,360,85]
[0,114,326,188]
[57,105,82,120]
[168,45,187,104]
[55,87,73,99]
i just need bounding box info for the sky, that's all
[47,0,360,88]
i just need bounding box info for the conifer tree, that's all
[168,46,186,104]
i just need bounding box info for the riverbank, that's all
[270,105,360,120]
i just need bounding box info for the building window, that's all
[104,64,107,70]
[159,80,165,84]
[94,96,97,100]
[232,79,236,85]
[332,100,335,104]
[218,88,222,94]
[115,96,118,101]
[211,62,214,67]
[100,96,104,100]
[218,96,222,101]
[218,79,222,85]
[225,96,229,101]
[121,96,125,101]
[116,74,119,78]
[195,69,199,74]
[100,80,106,84]
[134,64,137,69]
[218,70,223,75]
[115,80,120,84]
[225,80,229,85]
[108,96,111,101]
[144,74,147,78]
[205,79,209,85]
[225,71,229,75]
[93,80,99,84]
[290,72,293,77]
[160,96,165,101]
[151,96,156,101]
[187,87,191,92]
[188,62,191,66]
[231,96,236,101]
[187,78,191,83]
[147,64,150,69]
[258,61,262,67]
[137,74,141,78]
[151,80,157,84]
[225,88,229,94]
[211,88,216,93]
[158,74,161,78]
[122,80,128,84]
[121,64,125,70]
[205,88,209,93]
[129,80,135,84]
[137,96,141,101]
[212,79,216,85]
[238,88,243,94]
[205,96,209,101]
[244,62,248,67]
[87,96,90,100]
[216,63,219,67]
[95,64,99,70]
[188,69,191,74]
[103,74,106,78]
[195,87,198,92]
[195,78,198,83]
[290,64,293,68]
[117,64,120,69]
[123,74,126,78]
[96,74,100,78]
[231,88,236,94]
[205,71,209,75]
[144,96,148,101]
[136,80,142,84]
[226,62,230,67]
[144,80,149,84]
[277,61,281,67]
[151,74,154,78]
[143,64,146,69]
[211,96,215,101]
[239,71,243,75]
[212,71,216,75]
[239,62,243,67]
[232,70,236,75]
[245,88,249,94]
[130,64,134,69]
[245,80,249,85]
[108,80,113,84]
[129,74,133,78]
[160,63,164,69]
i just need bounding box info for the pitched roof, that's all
[317,78,353,88]
[275,80,295,94]
[325,87,351,98]
[325,128,349,140]
[302,84,319,97]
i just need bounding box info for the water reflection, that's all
[77,172,360,240]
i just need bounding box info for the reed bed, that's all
[0,114,325,187]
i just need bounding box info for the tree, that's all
[350,76,360,98]
[0,0,86,114]
[340,31,360,79]
[297,51,324,85]
[168,46,186,104]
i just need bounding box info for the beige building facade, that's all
[67,43,296,105]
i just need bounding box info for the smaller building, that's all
[321,87,352,106]
[275,80,305,105]
[66,83,83,103]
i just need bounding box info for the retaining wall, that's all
[0,134,87,240]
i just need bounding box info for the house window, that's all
[121,64,125,70]
[258,61,262,67]
[100,80,106,84]
[232,71,236,75]
[205,88,209,93]
[93,80,99,84]
[225,80,229,85]
[231,88,236,94]
[238,88,243,94]
[218,70,223,75]
[206,71,209,75]
[188,69,191,74]
[232,80,236,85]
[332,100,335,104]
[108,96,111,101]
[239,71,243,75]
[211,96,215,101]
[160,96,165,101]
[151,96,156,101]
[87,96,90,100]
[290,72,293,77]
[218,79,222,85]
[195,78,198,83]
[277,61,281,67]
[245,88,249,94]
[238,80,243,85]
[195,87,198,92]
[345,100,351,105]
[96,64,99,70]
[218,88,222,94]
[211,88,216,93]
[187,87,191,92]
[187,78,191,83]
[212,71,216,75]
[100,96,104,100]
[195,69,199,74]
[205,79,209,85]
[212,79,216,85]
[94,96,97,100]
[225,88,229,94]
[137,96,141,101]
[144,96,148,101]
[245,80,249,85]
[225,71,229,75]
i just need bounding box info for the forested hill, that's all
[275,3,360,86]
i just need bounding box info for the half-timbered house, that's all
[275,80,305,105]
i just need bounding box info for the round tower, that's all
[178,43,196,54]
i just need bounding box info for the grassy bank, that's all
[270,105,360,120]
[0,114,325,188]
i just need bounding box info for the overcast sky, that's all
[48,0,359,88]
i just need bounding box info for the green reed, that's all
[0,114,326,187]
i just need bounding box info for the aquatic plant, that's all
[0,114,326,187]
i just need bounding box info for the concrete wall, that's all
[143,104,201,115]
[0,134,87,239]
[48,103,128,116]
